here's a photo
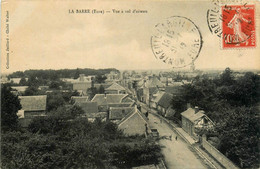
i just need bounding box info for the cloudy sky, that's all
[1,0,259,73]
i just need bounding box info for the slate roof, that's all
[181,108,205,123]
[165,85,183,95]
[19,95,47,111]
[71,96,89,103]
[109,107,135,120]
[94,83,112,89]
[145,77,164,88]
[11,86,29,92]
[118,107,147,126]
[157,93,173,109]
[77,101,98,114]
[153,91,165,103]
[91,94,129,105]
[105,83,125,91]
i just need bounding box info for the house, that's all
[18,95,47,118]
[105,82,126,94]
[10,78,22,84]
[78,74,93,82]
[165,82,183,95]
[157,93,173,116]
[91,94,135,112]
[72,82,92,92]
[150,91,165,109]
[106,70,120,81]
[143,76,164,105]
[109,107,135,123]
[181,107,214,139]
[76,101,98,115]
[11,86,29,95]
[71,96,89,103]
[118,107,148,135]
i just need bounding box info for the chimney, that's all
[194,106,199,114]
[79,74,85,81]
[187,103,191,109]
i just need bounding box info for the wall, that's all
[73,82,92,91]
[119,113,146,135]
[202,136,240,169]
[25,111,45,118]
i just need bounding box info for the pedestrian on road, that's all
[145,111,149,120]
[169,135,172,141]
[175,136,178,141]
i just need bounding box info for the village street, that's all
[140,106,207,169]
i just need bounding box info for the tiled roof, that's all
[77,101,98,114]
[157,93,173,109]
[71,96,89,103]
[105,83,125,91]
[181,108,205,123]
[91,94,128,105]
[165,85,183,95]
[118,107,147,126]
[11,86,29,92]
[149,87,159,95]
[94,83,112,89]
[19,95,47,111]
[153,91,165,103]
[109,107,135,120]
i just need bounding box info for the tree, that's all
[1,84,21,132]
[217,67,235,86]
[46,92,65,112]
[217,107,259,168]
[87,87,98,100]
[19,77,27,86]
[24,86,40,96]
[98,85,105,94]
[95,74,107,83]
[74,68,80,79]
[49,81,60,90]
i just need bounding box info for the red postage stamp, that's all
[222,5,256,48]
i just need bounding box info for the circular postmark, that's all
[207,0,256,48]
[151,16,203,68]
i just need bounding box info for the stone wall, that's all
[202,136,240,169]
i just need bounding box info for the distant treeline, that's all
[8,68,119,79]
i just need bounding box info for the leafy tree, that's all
[95,74,107,83]
[87,87,98,100]
[24,86,41,96]
[217,67,235,86]
[216,107,259,168]
[74,68,80,79]
[19,77,27,86]
[1,84,21,132]
[98,85,105,94]
[49,81,60,89]
[27,75,40,87]
[46,92,65,112]
[62,90,79,103]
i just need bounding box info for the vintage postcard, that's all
[1,0,259,169]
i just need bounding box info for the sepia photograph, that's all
[1,0,259,168]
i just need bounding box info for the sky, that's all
[1,0,259,73]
